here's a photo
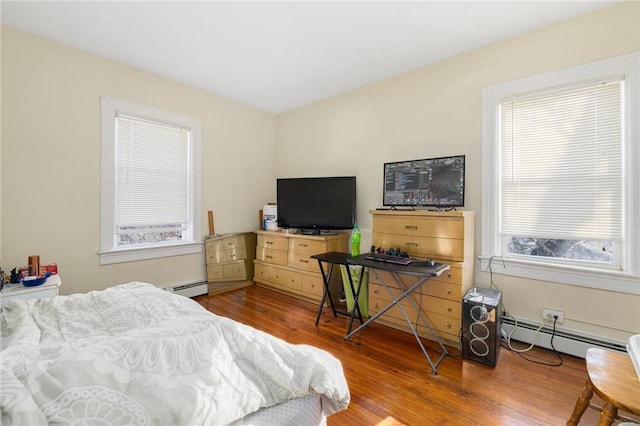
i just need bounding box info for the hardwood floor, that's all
[195,284,625,425]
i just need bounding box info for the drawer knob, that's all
[446,322,452,329]
[446,289,452,295]
[300,243,308,247]
[266,241,274,245]
[447,306,452,313]
[266,255,273,259]
[405,225,420,230]
[300,259,309,264]
[447,272,452,278]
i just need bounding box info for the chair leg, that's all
[567,379,594,426]
[597,403,618,426]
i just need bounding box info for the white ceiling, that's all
[1,1,617,113]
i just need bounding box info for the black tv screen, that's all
[383,155,465,207]
[277,176,356,233]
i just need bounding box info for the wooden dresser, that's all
[254,230,348,303]
[368,209,475,347]
[205,232,257,295]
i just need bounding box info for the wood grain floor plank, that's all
[194,285,630,425]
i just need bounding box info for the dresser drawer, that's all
[223,261,250,280]
[421,280,463,301]
[288,251,317,272]
[207,264,224,280]
[256,247,288,266]
[421,311,459,336]
[368,269,418,290]
[369,290,419,325]
[254,261,270,282]
[373,216,464,240]
[284,270,303,292]
[289,238,327,255]
[257,234,288,251]
[269,265,287,286]
[207,260,250,282]
[421,295,461,320]
[206,234,246,252]
[369,271,463,304]
[207,246,248,264]
[370,269,449,296]
[428,263,463,285]
[302,273,324,298]
[372,232,464,261]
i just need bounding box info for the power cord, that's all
[486,256,509,324]
[503,315,564,366]
[487,255,563,367]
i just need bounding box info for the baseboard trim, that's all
[163,281,208,298]
[502,316,627,359]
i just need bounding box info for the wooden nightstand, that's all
[0,274,62,308]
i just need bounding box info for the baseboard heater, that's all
[502,316,627,359]
[163,281,208,298]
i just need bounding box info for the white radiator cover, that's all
[163,281,208,298]
[502,316,627,359]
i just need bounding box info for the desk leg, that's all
[315,261,337,325]
[345,270,427,339]
[345,269,448,374]
[386,273,449,374]
[389,272,449,356]
[345,265,365,334]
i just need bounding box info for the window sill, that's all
[478,256,640,295]
[99,242,203,265]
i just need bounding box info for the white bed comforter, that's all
[0,282,350,425]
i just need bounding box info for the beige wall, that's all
[276,2,640,342]
[1,26,277,295]
[2,3,638,342]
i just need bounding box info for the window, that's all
[100,97,202,264]
[481,52,639,294]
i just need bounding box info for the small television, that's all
[277,176,356,234]
[383,155,465,208]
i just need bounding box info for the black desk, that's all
[310,252,365,333]
[312,251,450,374]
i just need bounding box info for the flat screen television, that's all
[383,155,465,208]
[277,176,356,234]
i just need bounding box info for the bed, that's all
[0,282,350,425]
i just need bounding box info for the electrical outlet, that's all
[542,308,564,323]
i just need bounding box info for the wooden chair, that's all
[567,347,640,425]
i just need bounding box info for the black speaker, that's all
[462,287,502,367]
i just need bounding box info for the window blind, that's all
[499,77,623,242]
[115,114,190,230]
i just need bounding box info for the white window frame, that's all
[481,52,640,295]
[100,97,202,265]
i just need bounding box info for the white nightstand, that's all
[0,274,62,308]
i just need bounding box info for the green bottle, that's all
[351,223,361,256]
